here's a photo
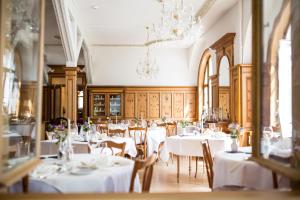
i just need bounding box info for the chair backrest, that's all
[128,127,147,145]
[107,129,126,137]
[54,117,68,127]
[96,123,108,134]
[239,131,252,147]
[100,141,126,157]
[129,152,158,192]
[166,122,177,136]
[202,141,214,189]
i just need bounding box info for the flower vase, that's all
[83,131,90,142]
[231,138,238,152]
[57,140,66,160]
[182,127,187,135]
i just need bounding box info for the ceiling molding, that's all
[196,0,217,18]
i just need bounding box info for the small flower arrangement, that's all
[228,122,240,139]
[55,124,67,143]
[161,116,167,123]
[133,117,139,125]
[82,120,93,132]
[179,120,190,128]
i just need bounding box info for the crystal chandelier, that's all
[153,0,202,41]
[136,27,159,79]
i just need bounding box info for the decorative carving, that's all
[173,93,184,118]
[125,93,135,118]
[149,93,160,118]
[161,93,172,118]
[137,93,147,118]
[184,93,196,118]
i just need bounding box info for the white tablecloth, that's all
[12,154,140,193]
[147,127,169,161]
[166,133,231,157]
[41,137,137,157]
[213,148,289,190]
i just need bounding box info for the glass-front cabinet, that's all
[92,94,106,117]
[89,91,123,120]
[252,0,300,185]
[109,94,121,116]
[0,0,44,188]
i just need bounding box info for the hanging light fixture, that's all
[153,0,202,42]
[136,27,159,79]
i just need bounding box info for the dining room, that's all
[0,0,300,200]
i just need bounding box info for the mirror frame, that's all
[251,0,300,183]
[0,0,45,187]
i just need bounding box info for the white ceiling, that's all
[73,0,208,46]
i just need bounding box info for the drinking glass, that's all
[88,133,99,157]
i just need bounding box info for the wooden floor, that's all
[141,156,211,193]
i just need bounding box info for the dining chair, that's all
[96,123,108,135]
[128,127,147,159]
[195,139,211,178]
[107,128,126,137]
[166,122,177,137]
[99,141,126,157]
[201,141,214,189]
[129,152,158,193]
[239,130,252,147]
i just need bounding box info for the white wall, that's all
[219,56,230,86]
[90,46,197,86]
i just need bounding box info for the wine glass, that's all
[263,126,273,138]
[88,133,99,157]
[262,126,273,158]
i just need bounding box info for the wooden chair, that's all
[201,141,214,189]
[195,139,211,178]
[239,131,252,147]
[128,127,147,159]
[99,141,126,157]
[166,122,177,137]
[129,152,158,193]
[96,123,108,135]
[107,129,126,137]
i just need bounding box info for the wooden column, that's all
[65,68,77,122]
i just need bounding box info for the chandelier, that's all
[136,27,159,79]
[153,0,202,41]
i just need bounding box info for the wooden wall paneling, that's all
[161,92,172,118]
[148,92,160,119]
[172,93,184,119]
[184,93,196,118]
[125,93,135,118]
[241,66,253,129]
[136,92,147,119]
[210,75,219,109]
[19,82,37,118]
[219,86,230,115]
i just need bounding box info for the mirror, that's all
[218,56,230,120]
[1,0,42,173]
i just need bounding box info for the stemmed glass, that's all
[88,133,99,158]
[261,126,273,158]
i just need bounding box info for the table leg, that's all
[189,156,191,176]
[177,155,180,183]
[195,157,198,178]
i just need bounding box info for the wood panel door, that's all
[184,93,196,118]
[211,75,219,109]
[219,87,230,115]
[137,92,147,119]
[241,67,252,129]
[161,93,172,118]
[172,93,184,118]
[148,93,160,118]
[124,93,135,118]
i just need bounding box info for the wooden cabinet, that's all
[124,87,197,121]
[88,88,123,120]
[87,86,197,121]
[230,64,253,130]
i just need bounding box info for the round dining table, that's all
[166,133,231,182]
[41,136,137,157]
[213,147,289,190]
[11,154,140,193]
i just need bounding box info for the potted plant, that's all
[179,120,189,135]
[81,120,93,141]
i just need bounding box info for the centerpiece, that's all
[228,122,240,152]
[179,120,189,135]
[81,119,93,142]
